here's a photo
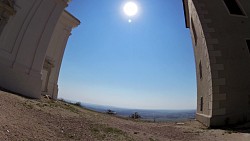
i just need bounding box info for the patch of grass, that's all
[35,100,79,114]
[225,130,234,134]
[103,127,124,134]
[62,105,79,113]
[36,103,49,107]
[53,101,80,113]
[64,133,80,140]
[23,102,33,109]
[72,102,81,107]
[149,137,159,141]
[90,124,134,141]
[35,100,58,108]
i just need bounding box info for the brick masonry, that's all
[187,0,228,126]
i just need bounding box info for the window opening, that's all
[200,96,203,111]
[199,61,203,79]
[246,40,250,53]
[223,0,245,16]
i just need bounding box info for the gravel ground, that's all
[0,91,250,141]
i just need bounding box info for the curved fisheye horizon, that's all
[60,0,196,110]
[2,1,250,137]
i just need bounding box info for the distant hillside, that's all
[82,103,196,122]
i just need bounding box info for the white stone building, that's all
[41,10,80,99]
[0,0,79,99]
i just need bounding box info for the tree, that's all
[130,112,141,119]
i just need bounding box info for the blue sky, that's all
[58,0,196,110]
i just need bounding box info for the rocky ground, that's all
[0,90,250,141]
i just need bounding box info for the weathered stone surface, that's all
[183,0,250,127]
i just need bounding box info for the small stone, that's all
[134,132,139,134]
[6,130,10,133]
[176,122,185,125]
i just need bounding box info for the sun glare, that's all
[123,2,138,17]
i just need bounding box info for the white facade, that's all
[41,11,80,99]
[0,0,79,99]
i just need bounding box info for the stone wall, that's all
[184,0,250,127]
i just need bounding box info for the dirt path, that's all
[0,91,250,141]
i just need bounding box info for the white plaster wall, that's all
[42,10,80,99]
[0,0,68,98]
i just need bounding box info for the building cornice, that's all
[182,0,190,28]
[61,10,80,28]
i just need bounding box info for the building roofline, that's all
[182,0,190,28]
[63,10,81,27]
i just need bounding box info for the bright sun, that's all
[123,2,138,17]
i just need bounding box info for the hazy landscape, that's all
[1,91,250,141]
[82,103,196,122]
